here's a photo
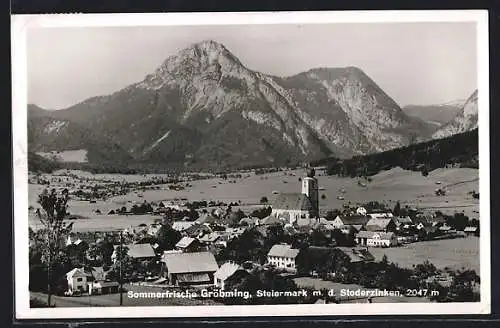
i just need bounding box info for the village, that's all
[28,167,481,307]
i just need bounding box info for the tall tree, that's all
[36,188,73,307]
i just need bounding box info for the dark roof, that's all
[268,244,300,259]
[114,244,156,259]
[366,218,393,229]
[355,231,395,240]
[161,251,219,274]
[214,262,245,281]
[272,193,313,211]
[175,236,197,249]
[338,215,371,226]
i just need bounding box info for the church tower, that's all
[302,168,319,218]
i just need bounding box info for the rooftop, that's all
[161,251,219,274]
[268,243,300,259]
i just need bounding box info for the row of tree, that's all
[316,129,478,178]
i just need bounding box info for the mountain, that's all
[402,100,465,126]
[28,105,133,165]
[28,40,432,171]
[432,90,478,139]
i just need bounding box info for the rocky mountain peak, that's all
[432,89,478,139]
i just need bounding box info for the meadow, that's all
[368,236,480,273]
[28,166,480,233]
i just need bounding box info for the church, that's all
[270,168,319,224]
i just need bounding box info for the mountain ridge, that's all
[27,40,473,171]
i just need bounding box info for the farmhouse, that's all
[364,218,397,232]
[172,221,195,232]
[161,251,219,286]
[355,231,398,247]
[270,169,319,223]
[66,268,88,294]
[214,261,249,290]
[87,267,119,295]
[267,243,301,272]
[112,243,156,263]
[330,215,371,230]
[394,216,413,229]
[175,236,201,252]
[464,226,479,236]
[367,212,394,219]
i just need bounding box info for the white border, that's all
[12,10,490,319]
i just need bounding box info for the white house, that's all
[355,231,398,247]
[213,261,248,290]
[66,268,88,294]
[267,243,300,272]
[330,215,371,230]
[367,212,394,219]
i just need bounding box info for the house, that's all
[394,216,413,229]
[183,223,212,238]
[147,223,162,236]
[175,236,201,252]
[267,243,301,272]
[65,236,89,251]
[367,212,394,219]
[88,281,120,295]
[364,218,397,233]
[87,267,119,295]
[66,268,88,294]
[355,231,398,247]
[295,217,321,228]
[171,221,195,232]
[161,251,219,286]
[197,232,221,245]
[270,169,320,223]
[428,215,446,227]
[438,223,453,233]
[225,227,246,238]
[260,215,287,227]
[464,226,479,236]
[214,261,249,290]
[330,215,371,230]
[112,243,156,263]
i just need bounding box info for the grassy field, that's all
[29,166,479,218]
[369,236,480,273]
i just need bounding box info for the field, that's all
[28,167,480,231]
[37,150,88,163]
[369,236,480,273]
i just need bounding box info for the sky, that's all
[27,22,478,109]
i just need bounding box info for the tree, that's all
[393,201,401,216]
[156,224,182,252]
[107,245,133,282]
[35,188,73,307]
[87,243,103,265]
